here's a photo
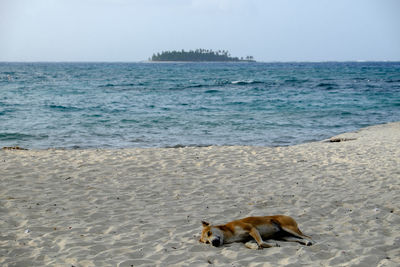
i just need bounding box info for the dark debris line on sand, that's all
[327,138,357,143]
[2,146,28,150]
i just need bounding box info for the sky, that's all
[0,0,399,62]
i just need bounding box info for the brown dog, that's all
[200,215,313,249]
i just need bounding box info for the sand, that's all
[1,122,400,267]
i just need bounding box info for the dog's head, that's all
[200,221,224,247]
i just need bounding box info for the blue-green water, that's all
[1,62,399,149]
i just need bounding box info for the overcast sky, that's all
[1,0,399,62]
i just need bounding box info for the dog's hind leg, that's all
[279,227,314,246]
[279,235,313,246]
[271,219,314,246]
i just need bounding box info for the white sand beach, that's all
[1,122,400,267]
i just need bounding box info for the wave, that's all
[179,80,265,90]
[186,84,203,88]
[204,89,220,93]
[231,80,264,85]
[120,118,140,123]
[99,83,115,87]
[160,78,268,91]
[0,132,48,141]
[0,109,15,116]
[316,82,337,87]
[98,83,136,88]
[282,78,310,85]
[47,105,83,112]
[386,79,400,83]
[315,82,338,90]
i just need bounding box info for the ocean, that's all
[1,62,399,149]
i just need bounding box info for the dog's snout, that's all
[212,238,221,247]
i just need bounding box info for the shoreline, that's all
[2,121,399,151]
[1,122,400,266]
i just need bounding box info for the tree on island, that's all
[150,49,255,62]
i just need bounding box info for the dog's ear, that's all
[201,221,210,227]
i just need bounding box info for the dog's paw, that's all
[244,242,259,250]
[260,242,280,249]
[305,240,313,246]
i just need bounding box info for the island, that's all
[150,49,255,62]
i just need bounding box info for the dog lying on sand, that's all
[200,215,313,249]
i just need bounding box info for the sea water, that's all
[0,62,399,149]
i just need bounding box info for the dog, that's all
[200,215,313,249]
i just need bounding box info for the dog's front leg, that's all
[249,227,278,249]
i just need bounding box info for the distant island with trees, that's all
[150,49,255,62]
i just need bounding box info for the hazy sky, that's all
[1,0,399,62]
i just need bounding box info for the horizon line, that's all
[1,60,400,64]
